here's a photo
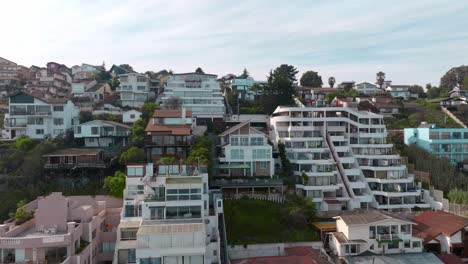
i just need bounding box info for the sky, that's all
[2,0,468,86]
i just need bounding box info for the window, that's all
[369,226,376,239]
[231,137,239,146]
[91,127,99,135]
[412,241,421,248]
[140,258,161,264]
[127,249,136,263]
[165,206,202,219]
[127,166,144,177]
[151,148,163,155]
[92,229,96,239]
[401,224,410,234]
[231,149,244,159]
[137,76,147,82]
[53,105,64,112]
[36,129,44,135]
[130,114,135,118]
[251,137,264,146]
[53,118,63,125]
[101,242,115,253]
[429,132,439,139]
[240,137,249,146]
[259,161,267,169]
[121,229,137,240]
[345,244,358,254]
[453,132,462,139]
[137,86,146,91]
[404,240,411,248]
[387,241,399,249]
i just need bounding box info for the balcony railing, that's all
[100,131,130,137]
[377,234,400,241]
[44,163,109,169]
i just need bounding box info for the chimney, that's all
[182,108,186,124]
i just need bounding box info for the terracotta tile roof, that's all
[413,211,468,242]
[437,253,464,264]
[152,110,193,118]
[145,123,191,135]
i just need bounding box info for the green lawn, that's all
[223,199,319,245]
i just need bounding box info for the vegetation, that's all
[93,113,121,122]
[9,200,34,225]
[195,67,205,74]
[75,239,90,254]
[239,68,249,78]
[325,89,358,104]
[408,85,425,98]
[108,76,120,90]
[103,171,126,198]
[130,119,145,147]
[440,65,468,90]
[259,64,298,113]
[185,135,211,164]
[448,189,468,205]
[119,64,134,72]
[224,197,319,245]
[278,142,294,186]
[164,97,182,110]
[140,102,157,123]
[119,146,146,164]
[328,76,336,88]
[157,157,178,164]
[300,70,322,87]
[376,71,386,89]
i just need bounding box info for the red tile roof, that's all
[145,123,191,135]
[152,110,193,118]
[231,247,325,264]
[437,253,464,264]
[413,211,468,242]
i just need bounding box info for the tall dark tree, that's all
[328,77,336,88]
[119,64,134,73]
[376,71,386,89]
[408,85,425,98]
[240,68,249,78]
[195,67,205,74]
[440,66,468,90]
[261,64,298,113]
[300,71,322,87]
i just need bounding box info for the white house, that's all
[329,211,423,258]
[74,120,130,147]
[122,109,142,124]
[217,121,274,177]
[71,80,113,103]
[71,63,104,80]
[113,163,222,264]
[386,85,410,100]
[230,76,255,101]
[355,82,383,95]
[3,92,80,139]
[160,72,225,121]
[116,73,150,107]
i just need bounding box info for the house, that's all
[122,109,142,124]
[115,73,149,107]
[439,97,467,109]
[329,211,423,258]
[217,121,274,177]
[43,148,110,169]
[160,72,226,122]
[0,57,28,89]
[3,92,80,139]
[270,106,429,211]
[229,76,256,101]
[358,97,402,117]
[144,109,194,162]
[386,85,410,100]
[297,87,337,107]
[338,81,355,90]
[71,80,113,103]
[71,63,105,80]
[413,211,468,257]
[404,124,468,166]
[0,192,121,264]
[74,120,131,148]
[113,163,222,264]
[332,96,357,107]
[29,68,71,97]
[355,82,384,95]
[109,64,135,77]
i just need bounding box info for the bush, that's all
[103,171,126,198]
[119,147,146,164]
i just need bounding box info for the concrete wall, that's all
[228,242,322,260]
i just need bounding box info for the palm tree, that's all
[376,71,386,89]
[328,77,336,88]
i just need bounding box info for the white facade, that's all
[355,82,382,95]
[4,93,80,139]
[386,85,410,100]
[74,120,130,147]
[113,164,222,264]
[230,77,255,101]
[71,63,102,80]
[123,110,142,124]
[329,211,423,258]
[160,73,225,119]
[116,73,150,107]
[270,106,430,211]
[218,121,275,177]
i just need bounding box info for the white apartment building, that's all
[4,92,80,139]
[270,106,430,212]
[113,163,222,264]
[217,121,274,177]
[160,73,225,120]
[116,73,150,107]
[354,82,383,95]
[329,211,423,258]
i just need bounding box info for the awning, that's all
[215,164,250,169]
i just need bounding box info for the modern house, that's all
[357,97,402,117]
[0,192,121,264]
[71,80,113,104]
[113,163,222,264]
[122,110,142,124]
[116,73,150,107]
[270,106,429,211]
[297,87,337,107]
[144,109,194,162]
[3,92,80,139]
[404,123,468,166]
[71,63,105,81]
[413,211,468,257]
[329,211,423,258]
[386,85,410,100]
[354,82,383,95]
[160,72,225,121]
[43,148,110,169]
[217,121,274,177]
[229,76,255,101]
[74,120,131,148]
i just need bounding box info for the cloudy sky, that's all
[2,0,468,86]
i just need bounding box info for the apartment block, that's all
[0,57,27,89]
[404,123,468,166]
[116,73,150,107]
[4,92,80,139]
[113,163,222,264]
[0,192,121,264]
[270,106,429,211]
[160,72,225,121]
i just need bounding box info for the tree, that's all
[9,200,34,225]
[195,67,205,74]
[408,85,425,98]
[141,102,157,123]
[164,97,182,110]
[130,119,145,147]
[79,111,93,123]
[119,146,146,164]
[103,171,126,198]
[300,71,322,87]
[260,64,298,113]
[119,64,134,73]
[376,71,386,89]
[240,68,249,78]
[440,65,468,90]
[328,77,336,88]
[108,77,120,91]
[15,136,36,152]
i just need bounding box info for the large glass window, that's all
[230,137,239,146]
[369,226,376,239]
[140,258,161,264]
[231,149,244,159]
[401,224,410,234]
[165,206,202,219]
[121,229,137,240]
[127,166,144,177]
